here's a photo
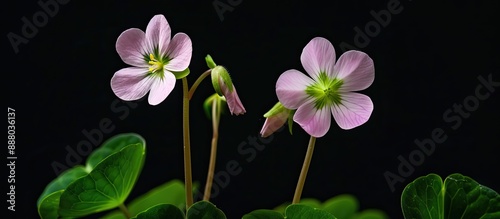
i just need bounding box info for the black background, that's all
[4,0,500,218]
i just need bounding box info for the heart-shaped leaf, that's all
[401,173,500,219]
[401,173,443,219]
[101,179,188,219]
[38,190,65,219]
[285,204,336,219]
[131,203,184,219]
[298,198,322,209]
[242,209,284,219]
[273,195,386,218]
[322,194,359,218]
[187,201,226,219]
[352,209,389,219]
[37,133,146,219]
[86,133,145,170]
[37,166,88,219]
[443,173,500,219]
[58,143,146,217]
[273,198,322,214]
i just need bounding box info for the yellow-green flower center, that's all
[148,53,164,74]
[305,72,343,109]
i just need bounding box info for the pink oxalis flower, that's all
[276,37,374,138]
[111,14,193,105]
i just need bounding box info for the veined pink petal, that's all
[145,14,171,55]
[276,69,314,109]
[165,33,193,72]
[301,37,336,80]
[222,83,246,115]
[294,100,331,138]
[116,28,147,67]
[260,110,289,138]
[335,50,374,92]
[331,92,373,130]
[111,67,154,101]
[148,71,176,105]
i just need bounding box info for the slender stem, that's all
[292,135,317,204]
[118,203,131,219]
[188,69,212,100]
[203,98,221,200]
[182,77,194,208]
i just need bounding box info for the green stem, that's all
[292,135,317,204]
[182,77,194,208]
[188,69,212,100]
[118,203,131,219]
[203,98,221,201]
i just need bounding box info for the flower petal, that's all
[148,71,176,105]
[294,100,331,138]
[111,67,153,101]
[331,92,373,130]
[301,37,336,79]
[276,69,314,109]
[145,14,171,55]
[116,28,147,67]
[334,50,374,92]
[165,33,193,72]
[222,83,246,115]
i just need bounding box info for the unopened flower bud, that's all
[260,102,292,137]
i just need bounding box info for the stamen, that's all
[148,53,163,73]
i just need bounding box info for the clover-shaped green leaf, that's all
[401,173,443,219]
[322,194,359,218]
[273,198,322,214]
[401,173,500,219]
[242,209,284,219]
[285,204,336,219]
[37,166,88,219]
[271,195,387,219]
[58,143,145,217]
[37,133,146,219]
[186,201,226,219]
[101,179,189,219]
[352,209,389,219]
[86,133,145,170]
[38,190,65,219]
[131,203,184,219]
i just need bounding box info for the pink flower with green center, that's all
[111,14,192,105]
[276,37,374,138]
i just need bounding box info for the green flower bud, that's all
[203,93,226,120]
[205,54,217,69]
[261,102,293,137]
[211,65,233,96]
